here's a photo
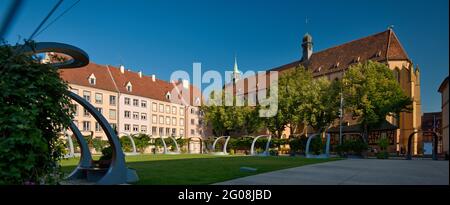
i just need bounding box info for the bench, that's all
[78,166,109,182]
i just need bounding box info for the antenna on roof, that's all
[118,53,126,67]
[305,16,309,31]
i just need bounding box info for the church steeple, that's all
[301,33,313,61]
[232,56,241,83]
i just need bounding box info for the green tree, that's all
[343,61,412,141]
[0,42,74,184]
[120,135,133,152]
[264,66,314,137]
[201,91,229,136]
[133,133,151,153]
[264,65,338,138]
[302,77,341,134]
[278,66,313,134]
[92,137,108,152]
[201,91,262,136]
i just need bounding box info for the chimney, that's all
[120,65,125,73]
[138,71,142,78]
[182,79,189,89]
[151,74,156,82]
[301,33,313,61]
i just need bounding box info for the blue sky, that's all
[1,0,448,112]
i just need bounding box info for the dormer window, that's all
[375,50,382,57]
[126,82,132,92]
[316,66,322,72]
[88,73,96,85]
[335,62,340,68]
[165,92,171,100]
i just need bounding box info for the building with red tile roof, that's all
[226,29,421,155]
[58,60,206,153]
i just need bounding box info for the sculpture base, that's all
[164,151,181,155]
[252,152,270,157]
[211,152,229,155]
[306,154,329,159]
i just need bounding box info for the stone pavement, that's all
[214,159,449,185]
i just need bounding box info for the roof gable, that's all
[59,63,117,92]
[271,29,410,76]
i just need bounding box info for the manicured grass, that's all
[59,154,339,185]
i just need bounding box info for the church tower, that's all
[232,56,241,83]
[301,33,313,61]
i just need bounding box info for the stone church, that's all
[231,28,421,155]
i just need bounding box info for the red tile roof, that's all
[60,63,201,105]
[225,29,411,95]
[59,63,118,93]
[270,29,410,76]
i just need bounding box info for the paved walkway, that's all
[215,159,449,185]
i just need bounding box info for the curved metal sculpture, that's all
[21,42,138,184]
[17,42,89,69]
[211,136,231,155]
[407,131,439,160]
[120,134,138,156]
[250,135,272,156]
[158,136,180,154]
[187,137,204,154]
[305,133,331,158]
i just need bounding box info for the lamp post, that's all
[339,91,343,145]
[339,68,347,145]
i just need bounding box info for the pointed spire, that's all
[233,56,239,73]
[232,55,241,83]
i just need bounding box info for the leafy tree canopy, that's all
[0,42,74,184]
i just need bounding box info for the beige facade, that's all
[387,60,421,154]
[69,84,118,140]
[149,99,186,137]
[58,60,206,154]
[186,106,206,153]
[439,77,449,156]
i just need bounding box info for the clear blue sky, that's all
[1,0,448,112]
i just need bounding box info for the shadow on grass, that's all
[61,155,338,185]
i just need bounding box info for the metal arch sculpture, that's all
[407,130,439,160]
[211,136,231,155]
[67,90,139,184]
[158,136,180,154]
[305,133,331,158]
[66,119,94,178]
[20,42,138,184]
[120,133,138,156]
[17,42,89,69]
[250,135,272,156]
[187,136,204,154]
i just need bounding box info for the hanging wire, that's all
[28,0,64,41]
[34,0,81,38]
[0,0,24,40]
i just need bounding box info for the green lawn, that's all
[60,154,339,185]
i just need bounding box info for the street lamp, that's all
[339,91,343,145]
[339,68,347,145]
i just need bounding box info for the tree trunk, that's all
[289,125,293,138]
[363,124,368,144]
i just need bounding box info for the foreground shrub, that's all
[0,42,73,184]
